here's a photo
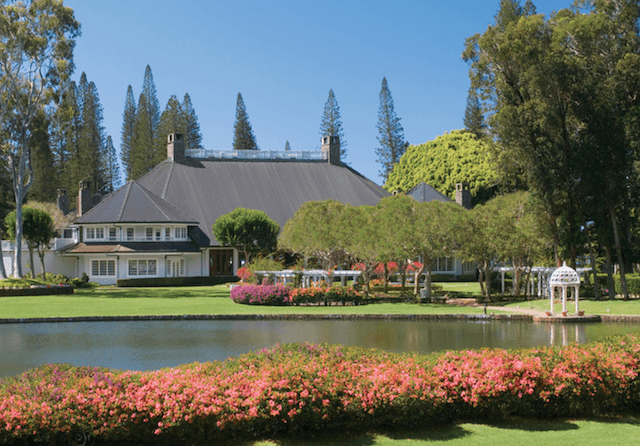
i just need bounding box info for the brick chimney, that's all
[167,133,185,162]
[321,135,341,165]
[77,180,92,217]
[57,188,69,215]
[455,182,471,209]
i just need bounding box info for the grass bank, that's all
[0,284,492,319]
[249,417,640,445]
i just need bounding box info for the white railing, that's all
[253,269,361,287]
[185,149,327,161]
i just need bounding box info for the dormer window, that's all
[108,227,117,241]
[146,227,153,241]
[174,227,187,240]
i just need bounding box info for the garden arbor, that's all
[549,263,581,316]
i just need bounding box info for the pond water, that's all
[1,319,639,378]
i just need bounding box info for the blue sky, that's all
[64,0,569,186]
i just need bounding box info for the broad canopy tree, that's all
[0,0,80,278]
[212,208,279,264]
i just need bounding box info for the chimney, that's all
[167,133,185,162]
[57,188,69,215]
[455,182,472,209]
[321,135,341,165]
[77,180,92,217]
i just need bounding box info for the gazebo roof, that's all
[549,263,580,286]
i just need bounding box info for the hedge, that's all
[1,335,639,445]
[0,285,73,297]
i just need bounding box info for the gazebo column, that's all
[574,285,580,314]
[562,286,568,313]
[550,285,555,314]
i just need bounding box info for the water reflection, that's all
[1,319,639,378]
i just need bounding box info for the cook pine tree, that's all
[375,77,406,182]
[319,88,347,160]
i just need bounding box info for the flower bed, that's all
[230,284,361,306]
[1,336,640,444]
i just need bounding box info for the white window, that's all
[86,228,95,239]
[165,227,171,239]
[146,228,153,241]
[432,257,454,272]
[128,259,157,276]
[96,228,104,239]
[126,227,134,241]
[166,258,185,277]
[108,227,117,241]
[155,228,161,240]
[91,260,115,276]
[174,227,187,240]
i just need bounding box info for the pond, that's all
[1,319,639,378]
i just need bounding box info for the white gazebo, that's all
[548,262,581,315]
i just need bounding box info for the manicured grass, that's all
[502,296,640,315]
[248,417,640,446]
[0,284,491,319]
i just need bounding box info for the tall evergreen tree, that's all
[463,86,486,138]
[319,89,347,160]
[130,65,161,179]
[156,95,183,154]
[284,140,291,151]
[182,93,203,150]
[120,85,136,181]
[50,81,81,196]
[375,77,405,182]
[103,135,121,194]
[74,73,107,195]
[28,109,56,203]
[233,93,258,150]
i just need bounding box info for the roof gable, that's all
[75,181,198,225]
[407,182,453,203]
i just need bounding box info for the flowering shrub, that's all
[235,267,255,283]
[231,285,361,306]
[3,335,640,444]
[230,283,291,305]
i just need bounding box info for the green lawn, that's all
[0,284,492,319]
[502,296,640,315]
[242,416,640,445]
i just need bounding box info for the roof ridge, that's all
[161,162,174,199]
[117,181,134,222]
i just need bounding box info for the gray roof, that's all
[407,182,453,204]
[138,159,390,246]
[75,181,198,225]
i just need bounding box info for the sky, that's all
[63,0,571,187]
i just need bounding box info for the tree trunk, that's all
[583,221,600,300]
[605,244,615,299]
[413,263,425,297]
[0,241,6,279]
[478,266,486,298]
[611,208,629,300]
[484,261,491,300]
[27,245,36,279]
[383,262,389,293]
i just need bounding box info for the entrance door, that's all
[210,249,234,275]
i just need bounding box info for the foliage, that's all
[230,284,361,306]
[2,336,640,444]
[246,256,284,272]
[279,200,348,270]
[0,0,80,278]
[212,208,279,263]
[232,92,258,150]
[384,130,498,205]
[181,93,203,150]
[463,86,486,138]
[5,207,54,279]
[319,88,347,160]
[375,77,406,181]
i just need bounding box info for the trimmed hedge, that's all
[1,335,640,445]
[116,276,239,288]
[0,285,73,297]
